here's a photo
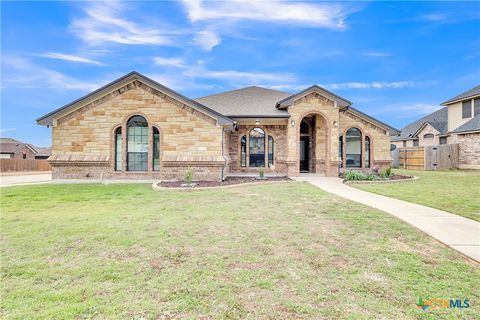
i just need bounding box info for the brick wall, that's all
[457,132,480,169]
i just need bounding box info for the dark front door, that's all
[300,136,309,172]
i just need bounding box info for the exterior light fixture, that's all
[255,119,260,125]
[290,120,295,127]
[333,121,338,128]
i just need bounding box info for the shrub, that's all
[379,167,393,179]
[184,167,193,185]
[259,168,265,179]
[386,167,392,176]
[344,170,378,181]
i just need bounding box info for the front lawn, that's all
[352,169,480,221]
[1,183,479,319]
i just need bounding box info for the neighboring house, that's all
[0,138,51,160]
[37,71,398,181]
[391,84,480,169]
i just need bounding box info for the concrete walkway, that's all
[293,175,480,262]
[0,173,52,187]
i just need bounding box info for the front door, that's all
[300,136,309,172]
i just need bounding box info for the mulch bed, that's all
[388,174,414,180]
[159,176,291,188]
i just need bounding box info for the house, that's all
[36,71,398,181]
[0,138,51,160]
[391,84,480,169]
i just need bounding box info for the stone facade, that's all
[43,77,395,181]
[417,124,440,146]
[51,81,225,181]
[457,133,480,169]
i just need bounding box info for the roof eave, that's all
[37,71,234,127]
[441,93,480,106]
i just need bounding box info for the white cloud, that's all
[363,51,391,57]
[70,2,172,46]
[39,52,104,65]
[0,128,17,134]
[153,57,187,68]
[321,81,417,90]
[421,13,448,22]
[182,0,353,29]
[2,56,101,91]
[193,30,220,51]
[183,66,295,83]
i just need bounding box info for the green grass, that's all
[352,169,480,221]
[1,183,479,319]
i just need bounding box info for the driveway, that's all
[294,175,480,262]
[0,172,52,187]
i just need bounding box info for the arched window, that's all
[127,115,148,171]
[240,135,246,167]
[268,135,274,166]
[338,135,343,162]
[423,133,434,139]
[115,127,122,171]
[153,127,160,171]
[346,128,361,168]
[365,136,371,168]
[249,127,265,167]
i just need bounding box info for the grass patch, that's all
[1,183,479,319]
[352,169,480,221]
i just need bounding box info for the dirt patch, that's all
[159,176,291,188]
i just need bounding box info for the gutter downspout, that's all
[221,127,227,181]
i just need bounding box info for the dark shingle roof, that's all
[195,86,291,118]
[391,107,448,141]
[441,85,480,105]
[452,115,480,133]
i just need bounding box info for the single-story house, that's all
[0,138,51,160]
[37,71,398,181]
[391,84,480,169]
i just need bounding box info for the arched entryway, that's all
[298,113,328,174]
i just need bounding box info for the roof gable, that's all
[37,71,233,126]
[276,85,351,109]
[392,107,448,140]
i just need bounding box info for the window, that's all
[345,128,361,168]
[268,135,274,166]
[240,135,246,167]
[127,115,148,171]
[439,137,447,145]
[474,98,480,117]
[153,127,160,171]
[364,136,371,168]
[423,133,434,139]
[413,140,419,146]
[338,135,343,161]
[115,127,122,171]
[249,127,265,167]
[22,153,26,159]
[462,100,472,119]
[403,141,407,147]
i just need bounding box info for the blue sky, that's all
[1,1,479,146]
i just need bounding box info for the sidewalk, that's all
[0,173,52,187]
[293,175,480,262]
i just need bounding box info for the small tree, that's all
[184,167,193,185]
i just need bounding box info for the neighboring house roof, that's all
[0,142,37,154]
[441,84,480,105]
[391,107,448,141]
[452,115,480,133]
[36,71,234,126]
[195,86,291,118]
[35,147,52,157]
[276,85,351,109]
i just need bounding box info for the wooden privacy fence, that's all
[396,144,459,170]
[0,159,51,172]
[425,143,459,170]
